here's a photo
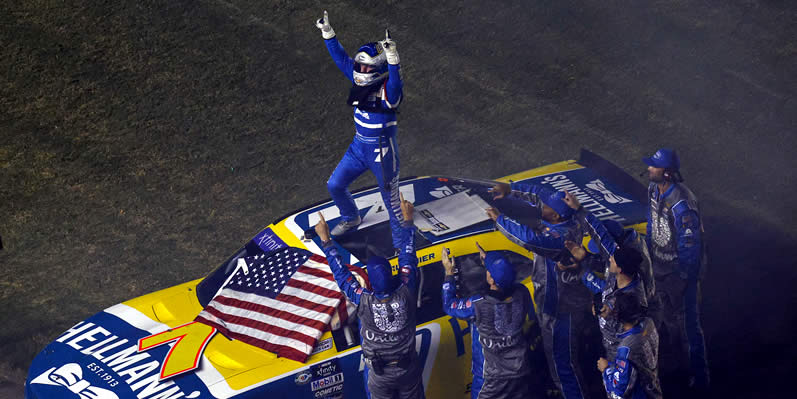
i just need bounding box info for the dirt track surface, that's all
[1,0,795,397]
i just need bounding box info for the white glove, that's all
[379,29,399,65]
[315,10,335,40]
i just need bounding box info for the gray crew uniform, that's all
[443,277,533,399]
[601,318,662,399]
[647,182,709,386]
[323,221,424,399]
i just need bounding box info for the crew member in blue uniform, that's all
[598,292,663,399]
[315,11,405,248]
[315,195,424,399]
[441,243,532,399]
[488,183,592,399]
[643,148,709,389]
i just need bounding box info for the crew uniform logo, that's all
[371,298,408,333]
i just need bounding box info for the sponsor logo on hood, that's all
[31,363,120,399]
[585,179,632,204]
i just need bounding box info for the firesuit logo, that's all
[30,363,119,399]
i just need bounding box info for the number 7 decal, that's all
[138,321,217,380]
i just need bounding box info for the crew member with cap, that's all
[488,182,592,399]
[441,243,532,399]
[315,195,424,399]
[597,292,663,399]
[642,148,709,389]
[562,191,655,305]
[565,240,648,363]
[315,11,405,249]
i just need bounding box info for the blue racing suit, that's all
[646,182,709,387]
[495,182,592,399]
[323,221,423,399]
[601,318,662,399]
[442,278,532,399]
[323,37,404,248]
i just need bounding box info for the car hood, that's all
[25,303,210,399]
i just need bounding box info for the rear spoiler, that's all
[578,149,647,203]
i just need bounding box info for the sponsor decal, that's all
[253,227,288,253]
[314,383,344,398]
[309,359,344,399]
[54,321,202,399]
[585,179,632,204]
[310,373,344,392]
[419,209,450,232]
[540,174,628,222]
[294,371,313,386]
[31,363,120,399]
[417,252,435,264]
[310,338,333,356]
[429,186,453,199]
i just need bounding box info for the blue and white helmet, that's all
[352,42,388,86]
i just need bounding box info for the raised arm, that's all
[397,221,419,294]
[492,213,566,258]
[563,190,618,261]
[316,212,370,305]
[489,181,549,207]
[316,11,354,82]
[440,247,478,319]
[322,242,370,305]
[379,30,402,108]
[509,182,552,206]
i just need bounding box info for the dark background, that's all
[1,0,795,397]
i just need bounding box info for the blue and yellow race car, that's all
[25,150,648,399]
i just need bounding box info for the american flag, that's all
[195,247,364,363]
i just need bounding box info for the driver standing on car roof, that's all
[441,243,533,399]
[487,182,593,399]
[315,194,424,399]
[315,11,405,250]
[642,148,709,390]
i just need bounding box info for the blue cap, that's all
[587,220,625,254]
[542,190,576,220]
[642,148,680,170]
[484,252,515,291]
[367,256,395,294]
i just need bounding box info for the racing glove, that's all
[379,29,399,65]
[315,10,335,40]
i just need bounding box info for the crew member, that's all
[560,192,653,362]
[643,148,709,388]
[315,11,405,249]
[488,182,592,399]
[315,195,424,399]
[568,242,648,363]
[441,243,532,399]
[598,292,663,399]
[563,191,655,305]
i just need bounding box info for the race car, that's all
[25,149,648,399]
